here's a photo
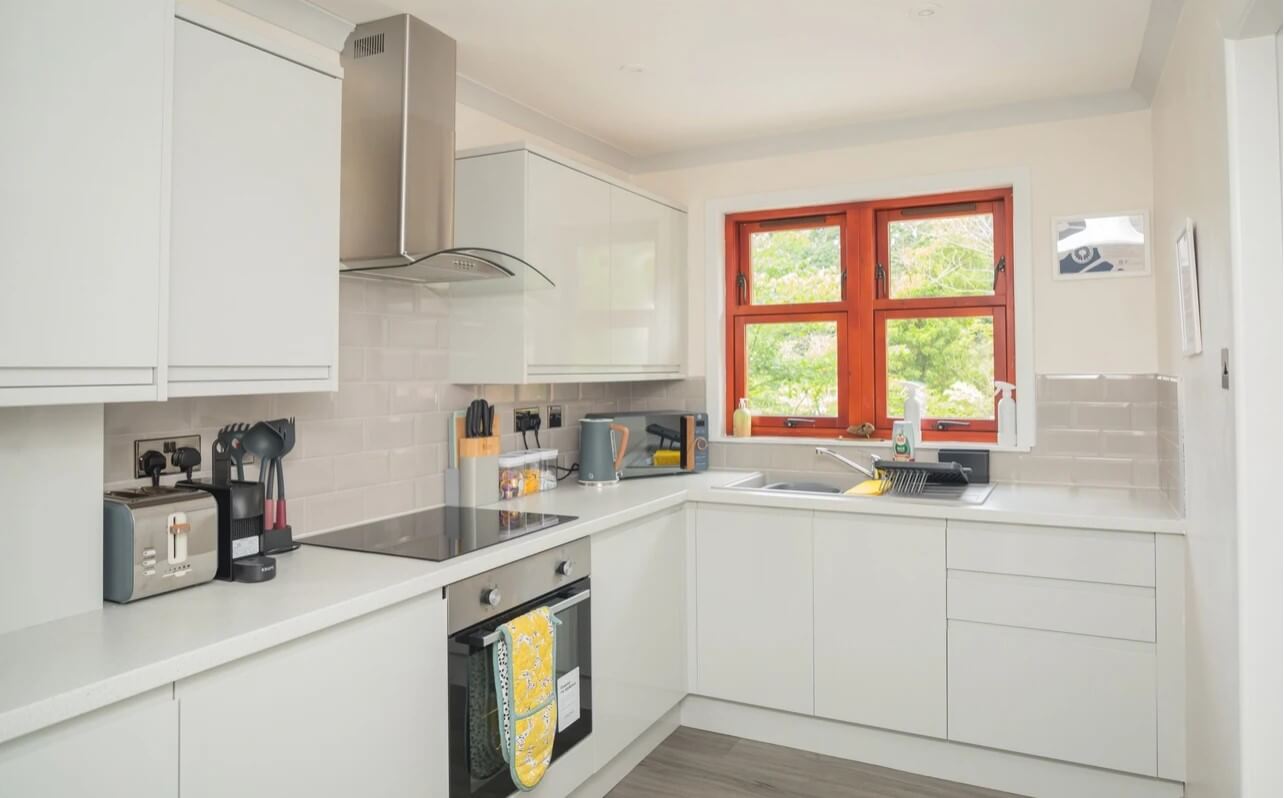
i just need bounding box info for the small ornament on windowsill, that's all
[846,422,876,439]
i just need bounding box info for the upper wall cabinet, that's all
[0,1,173,407]
[450,145,686,384]
[167,4,344,397]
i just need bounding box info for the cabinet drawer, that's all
[948,570,1155,641]
[948,620,1157,775]
[947,521,1154,586]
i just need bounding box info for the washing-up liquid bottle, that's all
[994,381,1017,448]
[733,398,753,437]
[900,381,926,445]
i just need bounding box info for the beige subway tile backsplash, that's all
[103,276,706,537]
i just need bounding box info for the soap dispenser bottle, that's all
[994,381,1017,448]
[900,381,926,445]
[733,398,753,437]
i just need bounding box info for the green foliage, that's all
[889,215,994,298]
[750,227,841,304]
[746,321,838,416]
[887,316,994,419]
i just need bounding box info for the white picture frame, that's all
[1175,218,1203,356]
[1052,211,1151,279]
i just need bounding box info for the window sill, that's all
[711,434,1031,454]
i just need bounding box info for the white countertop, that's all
[0,470,1181,745]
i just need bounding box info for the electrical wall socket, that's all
[547,405,563,428]
[515,407,540,433]
[133,434,202,479]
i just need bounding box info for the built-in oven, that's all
[446,539,592,798]
[586,410,708,479]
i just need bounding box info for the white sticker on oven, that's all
[557,668,581,731]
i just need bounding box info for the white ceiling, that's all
[311,0,1175,170]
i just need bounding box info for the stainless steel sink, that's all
[762,481,844,494]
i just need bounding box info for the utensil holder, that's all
[459,455,499,507]
[262,524,299,555]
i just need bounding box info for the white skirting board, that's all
[680,696,1184,798]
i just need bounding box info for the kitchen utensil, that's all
[216,422,251,482]
[103,486,218,602]
[577,418,630,486]
[270,417,296,530]
[239,422,284,528]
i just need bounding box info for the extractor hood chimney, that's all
[338,14,547,285]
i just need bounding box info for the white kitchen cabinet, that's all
[450,144,686,383]
[693,505,813,715]
[0,1,171,406]
[591,506,687,769]
[813,513,946,738]
[167,15,341,397]
[176,594,447,798]
[948,620,1158,776]
[0,687,177,797]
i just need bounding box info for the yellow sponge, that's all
[845,479,888,496]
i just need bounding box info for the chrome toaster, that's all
[103,487,218,603]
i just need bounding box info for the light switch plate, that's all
[134,434,201,478]
[1221,347,1230,390]
[548,405,563,428]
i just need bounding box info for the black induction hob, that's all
[301,506,578,562]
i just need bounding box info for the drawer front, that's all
[948,621,1157,775]
[948,521,1154,586]
[948,570,1156,641]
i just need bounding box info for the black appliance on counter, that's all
[178,479,275,582]
[585,410,709,479]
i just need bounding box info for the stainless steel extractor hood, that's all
[338,14,548,285]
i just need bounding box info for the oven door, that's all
[447,577,592,798]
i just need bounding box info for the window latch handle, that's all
[736,272,747,305]
[993,256,1007,290]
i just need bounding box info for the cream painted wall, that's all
[631,111,1159,380]
[1150,0,1241,795]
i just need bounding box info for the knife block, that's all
[454,415,500,458]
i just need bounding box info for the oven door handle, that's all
[467,588,591,648]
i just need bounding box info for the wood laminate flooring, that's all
[606,727,1027,798]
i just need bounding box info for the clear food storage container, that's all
[539,449,559,491]
[497,453,524,500]
[521,452,541,496]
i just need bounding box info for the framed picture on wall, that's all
[1176,218,1203,356]
[1052,211,1150,279]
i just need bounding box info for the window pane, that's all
[886,315,994,419]
[888,213,995,298]
[749,226,842,304]
[746,321,839,417]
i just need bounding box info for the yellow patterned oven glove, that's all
[493,606,559,791]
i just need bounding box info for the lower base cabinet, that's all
[813,513,946,737]
[591,507,688,769]
[0,688,177,797]
[176,594,447,798]
[947,619,1158,775]
[694,505,814,715]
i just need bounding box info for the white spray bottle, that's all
[994,381,1017,448]
[900,381,926,446]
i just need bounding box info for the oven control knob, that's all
[481,588,502,607]
[556,560,574,578]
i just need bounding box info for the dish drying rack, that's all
[870,458,973,497]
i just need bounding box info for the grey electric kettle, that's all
[578,418,630,486]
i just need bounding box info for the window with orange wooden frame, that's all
[725,188,1015,442]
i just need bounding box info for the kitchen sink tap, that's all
[815,446,877,479]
